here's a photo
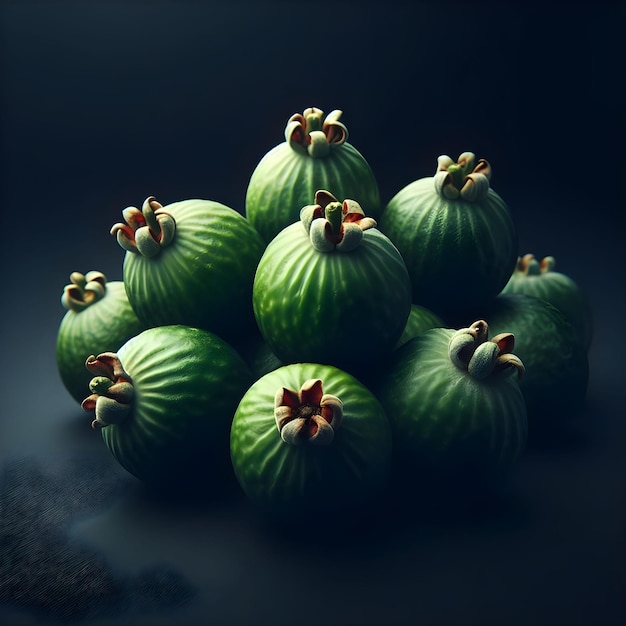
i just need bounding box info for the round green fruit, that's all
[81,324,254,489]
[501,254,593,349]
[252,190,412,375]
[456,293,589,433]
[229,362,393,517]
[379,152,518,319]
[56,271,145,404]
[245,107,381,243]
[111,195,265,343]
[376,321,528,484]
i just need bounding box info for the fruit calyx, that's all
[110,196,176,257]
[81,352,134,429]
[61,271,107,312]
[300,190,377,252]
[448,320,524,380]
[514,253,556,276]
[285,107,348,157]
[274,378,343,446]
[433,152,492,201]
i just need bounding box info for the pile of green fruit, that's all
[56,107,592,518]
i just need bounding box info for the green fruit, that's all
[111,195,265,343]
[457,293,589,433]
[379,152,518,318]
[501,254,593,349]
[252,190,411,375]
[245,107,381,243]
[230,362,392,517]
[395,304,446,349]
[376,322,527,483]
[81,325,253,488]
[56,271,145,404]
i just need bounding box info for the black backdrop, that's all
[1,2,625,625]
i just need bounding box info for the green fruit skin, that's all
[379,177,518,318]
[501,271,593,350]
[230,363,393,516]
[100,325,254,487]
[56,281,145,404]
[245,141,381,243]
[122,199,265,343]
[395,304,445,349]
[376,328,528,481]
[457,293,589,430]
[252,223,412,374]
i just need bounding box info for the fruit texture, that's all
[56,271,145,404]
[502,254,593,349]
[230,362,392,517]
[376,321,527,483]
[81,324,254,488]
[252,190,411,375]
[245,107,380,243]
[111,195,265,343]
[380,152,518,319]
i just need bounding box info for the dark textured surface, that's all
[0,456,195,623]
[1,2,625,625]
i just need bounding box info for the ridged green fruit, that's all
[379,152,518,319]
[111,195,265,344]
[252,191,411,375]
[502,254,593,349]
[376,323,527,484]
[230,362,392,517]
[81,325,254,489]
[245,108,380,243]
[56,271,145,404]
[459,293,589,433]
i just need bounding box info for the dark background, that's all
[1,1,625,625]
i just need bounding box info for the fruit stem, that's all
[446,164,465,191]
[81,352,134,429]
[302,190,377,253]
[285,108,348,158]
[448,320,525,380]
[274,379,343,446]
[434,152,492,201]
[325,201,344,236]
[305,108,324,133]
[516,254,557,275]
[61,271,107,312]
[110,196,176,257]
